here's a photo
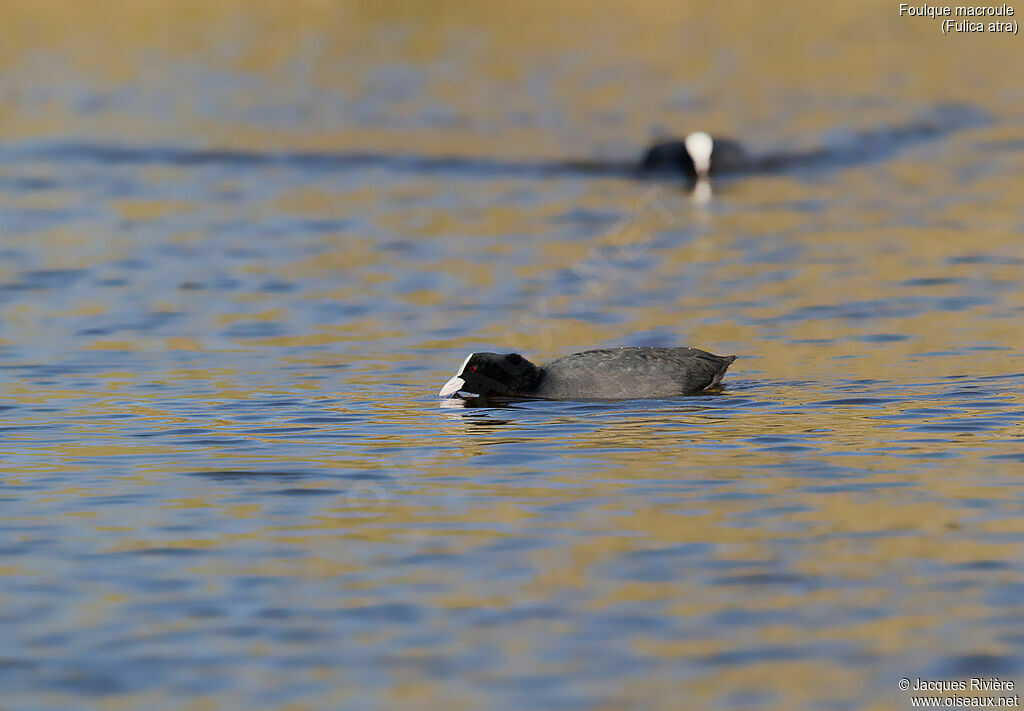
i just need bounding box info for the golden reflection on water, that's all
[1,0,1020,152]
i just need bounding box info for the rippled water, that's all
[2,3,1024,710]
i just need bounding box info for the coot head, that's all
[684,132,714,177]
[438,352,541,398]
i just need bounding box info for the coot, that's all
[438,347,736,400]
[638,132,749,180]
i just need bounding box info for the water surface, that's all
[1,3,1023,710]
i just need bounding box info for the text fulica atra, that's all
[438,347,736,400]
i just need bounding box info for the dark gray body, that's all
[638,137,749,179]
[532,347,735,400]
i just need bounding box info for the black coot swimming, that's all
[635,105,988,181]
[638,131,749,180]
[438,347,736,400]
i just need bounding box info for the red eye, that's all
[468,365,477,373]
